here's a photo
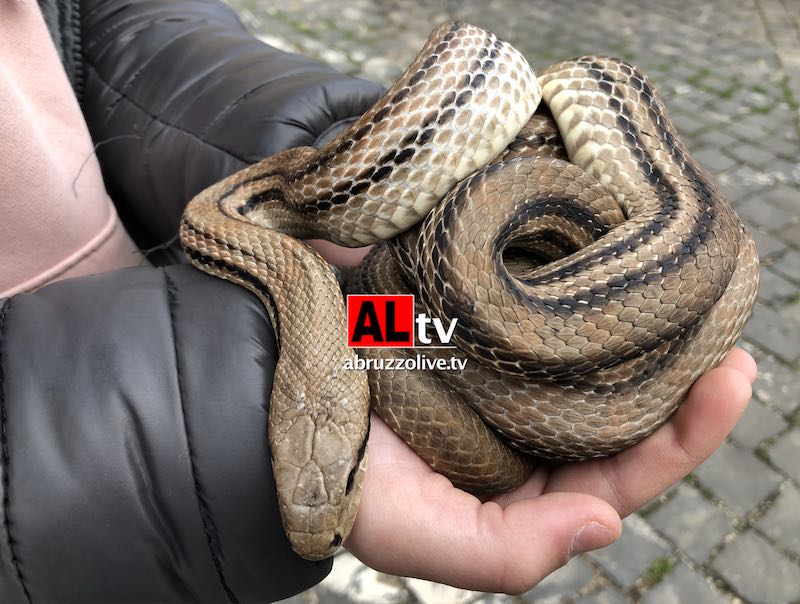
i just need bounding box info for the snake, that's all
[179,21,759,560]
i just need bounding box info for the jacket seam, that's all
[82,60,252,164]
[0,299,33,604]
[163,271,238,603]
[197,67,338,140]
[81,11,244,54]
[103,28,202,105]
[313,117,357,148]
[69,0,85,102]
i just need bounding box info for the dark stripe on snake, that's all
[372,106,390,124]
[231,35,494,216]
[534,65,714,280]
[497,196,610,248]
[399,130,417,148]
[395,148,416,164]
[391,88,410,104]
[418,128,435,145]
[421,61,725,374]
[350,182,370,196]
[236,187,284,216]
[345,419,370,495]
[185,243,282,344]
[440,91,456,107]
[421,110,439,129]
[408,70,425,87]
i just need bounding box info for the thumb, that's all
[348,461,620,594]
[470,491,621,593]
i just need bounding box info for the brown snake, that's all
[179,22,758,560]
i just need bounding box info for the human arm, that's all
[0,265,331,603]
[76,0,384,251]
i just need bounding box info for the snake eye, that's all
[331,534,343,547]
[346,423,370,495]
[345,468,356,494]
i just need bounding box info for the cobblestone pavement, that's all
[227,0,800,602]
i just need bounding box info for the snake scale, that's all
[180,22,758,560]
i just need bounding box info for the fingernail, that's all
[567,522,616,561]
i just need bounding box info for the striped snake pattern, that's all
[180,22,758,559]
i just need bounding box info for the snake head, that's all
[270,377,370,560]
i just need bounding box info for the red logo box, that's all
[347,294,415,347]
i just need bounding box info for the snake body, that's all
[180,23,758,559]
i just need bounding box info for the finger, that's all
[490,464,551,507]
[348,420,620,594]
[543,363,751,517]
[490,350,756,509]
[719,346,757,383]
[305,239,372,266]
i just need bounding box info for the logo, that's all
[346,294,458,348]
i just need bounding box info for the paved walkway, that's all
[228,0,800,602]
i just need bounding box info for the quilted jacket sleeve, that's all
[0,265,331,603]
[78,0,384,249]
[0,2,384,601]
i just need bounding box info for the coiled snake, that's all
[180,22,758,560]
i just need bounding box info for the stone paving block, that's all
[723,142,776,169]
[747,227,787,259]
[712,530,800,603]
[735,199,797,231]
[757,483,800,557]
[780,298,800,326]
[769,157,800,184]
[523,556,594,603]
[710,98,748,119]
[405,578,479,603]
[671,113,706,137]
[742,303,800,363]
[719,168,773,201]
[776,220,800,246]
[639,481,682,516]
[752,354,799,414]
[773,247,800,284]
[756,266,799,304]
[725,120,770,143]
[763,184,800,212]
[731,396,788,448]
[574,588,627,604]
[312,586,371,604]
[315,551,407,603]
[693,441,783,516]
[764,135,800,159]
[471,594,516,604]
[692,147,737,174]
[647,484,734,564]
[697,128,739,150]
[699,72,734,93]
[641,564,728,604]
[768,428,800,483]
[587,514,670,587]
[740,109,783,132]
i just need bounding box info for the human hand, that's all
[306,240,372,266]
[344,348,756,594]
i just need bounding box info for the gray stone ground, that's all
[226,0,800,602]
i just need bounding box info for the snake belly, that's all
[180,22,540,559]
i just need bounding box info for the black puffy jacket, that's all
[0,1,383,602]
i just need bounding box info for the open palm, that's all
[345,348,756,594]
